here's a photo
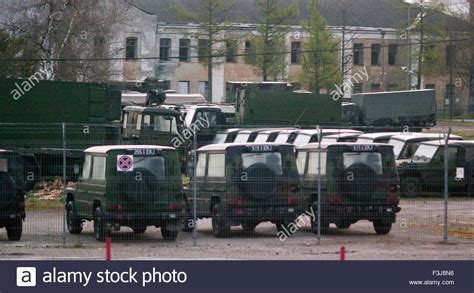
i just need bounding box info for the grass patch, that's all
[25,192,63,210]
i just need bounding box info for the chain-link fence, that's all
[0,123,473,259]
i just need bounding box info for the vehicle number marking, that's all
[250,145,273,152]
[352,145,374,151]
[133,149,156,156]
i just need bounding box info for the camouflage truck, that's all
[0,78,122,179]
[235,89,341,127]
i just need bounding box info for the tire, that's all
[335,220,351,229]
[161,225,178,241]
[131,224,147,234]
[242,221,258,232]
[6,219,22,241]
[93,207,109,242]
[401,177,421,197]
[212,204,230,238]
[373,219,392,235]
[66,202,82,234]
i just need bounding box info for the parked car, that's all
[296,143,401,235]
[292,129,362,146]
[387,133,463,164]
[185,143,305,238]
[253,128,298,143]
[356,132,401,144]
[0,150,26,241]
[398,140,474,197]
[320,133,361,144]
[65,145,185,241]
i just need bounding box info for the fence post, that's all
[443,127,451,242]
[62,122,67,246]
[192,131,197,246]
[316,125,322,244]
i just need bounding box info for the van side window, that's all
[82,155,92,179]
[307,152,327,175]
[91,156,106,180]
[207,154,225,177]
[196,153,207,177]
[296,151,307,175]
[0,158,8,172]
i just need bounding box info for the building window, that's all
[291,41,301,64]
[388,44,398,66]
[159,38,171,61]
[353,43,364,65]
[425,84,435,90]
[179,39,190,62]
[370,83,381,92]
[198,81,208,97]
[371,44,381,65]
[125,37,137,59]
[446,45,456,66]
[353,83,363,94]
[178,81,189,94]
[198,39,210,62]
[226,40,237,63]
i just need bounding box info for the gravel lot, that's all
[0,199,473,260]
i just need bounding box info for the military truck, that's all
[343,90,437,130]
[65,145,185,241]
[296,143,401,234]
[235,89,341,126]
[185,143,305,238]
[0,78,122,178]
[0,150,26,241]
[398,140,474,197]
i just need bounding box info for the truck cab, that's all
[65,145,185,241]
[0,150,26,241]
[122,106,182,146]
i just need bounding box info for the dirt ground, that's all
[0,198,472,260]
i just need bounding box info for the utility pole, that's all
[469,0,474,113]
[417,4,425,90]
[380,30,386,91]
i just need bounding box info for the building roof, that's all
[128,0,468,30]
[85,145,175,154]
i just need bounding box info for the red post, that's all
[106,237,112,261]
[340,246,345,261]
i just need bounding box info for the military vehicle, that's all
[343,90,437,130]
[185,143,305,238]
[387,133,463,165]
[320,133,361,144]
[226,81,293,103]
[0,78,122,178]
[398,140,474,197]
[296,143,401,234]
[0,150,26,241]
[65,145,185,241]
[235,89,341,126]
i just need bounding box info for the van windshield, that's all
[143,114,177,133]
[241,152,283,175]
[411,144,438,163]
[133,156,166,180]
[343,152,383,175]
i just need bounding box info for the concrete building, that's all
[111,0,471,114]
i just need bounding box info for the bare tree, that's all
[0,0,127,81]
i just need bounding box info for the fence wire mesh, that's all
[0,123,472,259]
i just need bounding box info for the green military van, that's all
[66,145,184,241]
[296,143,401,235]
[0,150,25,241]
[186,143,305,238]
